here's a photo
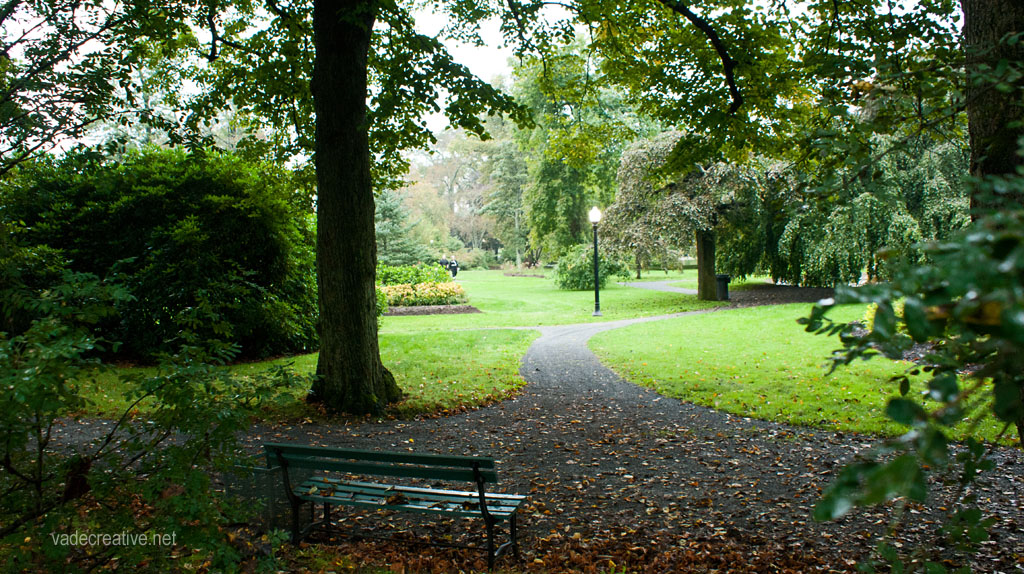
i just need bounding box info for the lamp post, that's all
[589,206,602,317]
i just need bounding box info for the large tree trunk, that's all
[695,229,717,300]
[309,0,402,414]
[962,0,1024,445]
[962,0,1024,215]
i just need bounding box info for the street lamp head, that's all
[589,206,602,224]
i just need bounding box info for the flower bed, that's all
[378,281,467,307]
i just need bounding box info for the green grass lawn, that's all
[223,328,540,419]
[82,269,719,419]
[381,269,722,333]
[79,269,1009,443]
[80,328,538,420]
[590,303,1009,442]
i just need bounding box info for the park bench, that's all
[263,442,526,568]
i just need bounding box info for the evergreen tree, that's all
[375,188,433,266]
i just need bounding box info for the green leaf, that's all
[896,375,910,397]
[872,302,897,339]
[927,372,959,403]
[992,378,1023,423]
[902,297,932,342]
[886,398,926,426]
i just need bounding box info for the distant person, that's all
[440,255,449,270]
[449,256,459,277]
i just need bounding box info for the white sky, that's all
[413,10,515,83]
[413,9,517,132]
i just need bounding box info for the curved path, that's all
[241,306,891,570]
[58,280,1018,571]
[235,290,1021,571]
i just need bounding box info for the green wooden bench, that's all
[263,442,526,568]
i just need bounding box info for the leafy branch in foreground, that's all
[801,204,1024,571]
[0,240,302,571]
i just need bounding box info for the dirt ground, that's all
[383,304,482,316]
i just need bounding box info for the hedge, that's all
[377,263,450,286]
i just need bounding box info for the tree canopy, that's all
[3,0,1022,415]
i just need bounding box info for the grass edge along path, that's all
[589,302,1009,443]
[80,269,723,419]
[80,328,540,420]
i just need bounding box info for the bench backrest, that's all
[263,442,499,484]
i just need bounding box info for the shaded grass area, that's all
[79,329,538,420]
[381,270,722,333]
[380,329,538,417]
[589,303,1007,442]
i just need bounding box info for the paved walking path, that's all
[56,278,1020,571]
[246,288,1022,571]
[247,305,890,570]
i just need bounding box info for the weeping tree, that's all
[604,132,741,300]
[510,43,640,256]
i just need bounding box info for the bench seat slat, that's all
[314,478,526,504]
[303,477,526,508]
[297,479,522,519]
[301,494,515,519]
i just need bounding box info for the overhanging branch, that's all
[656,0,743,114]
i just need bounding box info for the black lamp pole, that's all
[590,207,602,317]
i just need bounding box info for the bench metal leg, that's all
[290,499,302,543]
[494,514,520,566]
[510,514,520,559]
[486,517,497,570]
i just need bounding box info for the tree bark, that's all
[696,229,717,300]
[962,0,1024,215]
[309,0,402,414]
[962,0,1024,444]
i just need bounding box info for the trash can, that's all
[715,274,731,301]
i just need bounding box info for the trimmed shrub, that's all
[554,243,630,290]
[458,249,500,270]
[377,263,451,286]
